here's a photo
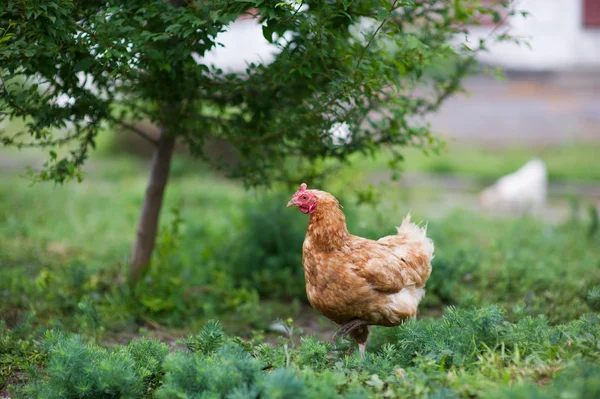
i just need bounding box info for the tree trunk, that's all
[129,0,183,285]
[129,130,176,285]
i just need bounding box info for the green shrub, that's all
[157,344,262,398]
[296,336,332,371]
[369,306,599,370]
[0,316,46,392]
[260,368,306,399]
[17,331,168,399]
[421,212,600,322]
[183,319,226,356]
[219,194,308,301]
[587,285,600,311]
[13,312,600,399]
[486,361,600,399]
[392,305,505,368]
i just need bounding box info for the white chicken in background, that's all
[479,158,548,215]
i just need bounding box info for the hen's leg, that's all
[358,343,366,358]
[350,325,369,359]
[332,319,367,341]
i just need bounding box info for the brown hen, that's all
[287,183,434,356]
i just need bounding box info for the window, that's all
[237,8,258,21]
[583,0,600,27]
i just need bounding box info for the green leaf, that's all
[376,9,389,20]
[73,58,94,72]
[152,34,171,42]
[492,11,501,24]
[262,25,274,43]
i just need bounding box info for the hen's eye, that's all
[302,195,308,200]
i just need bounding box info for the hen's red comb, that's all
[293,183,307,195]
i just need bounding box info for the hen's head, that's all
[286,183,318,214]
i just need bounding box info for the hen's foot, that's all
[332,319,367,341]
[358,343,366,359]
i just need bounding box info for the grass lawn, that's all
[1,146,599,398]
[346,142,600,183]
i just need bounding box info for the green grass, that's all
[346,143,600,182]
[1,148,599,397]
[0,157,241,257]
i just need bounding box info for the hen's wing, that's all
[348,248,422,293]
[349,215,434,293]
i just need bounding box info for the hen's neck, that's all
[307,204,350,251]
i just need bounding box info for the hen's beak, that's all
[286,198,297,208]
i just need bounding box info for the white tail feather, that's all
[393,214,435,261]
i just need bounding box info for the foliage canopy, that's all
[1,0,516,185]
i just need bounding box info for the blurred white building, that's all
[205,1,600,73]
[472,0,600,71]
[198,9,278,73]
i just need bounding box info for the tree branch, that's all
[353,0,400,79]
[73,22,101,41]
[1,129,85,148]
[116,120,158,145]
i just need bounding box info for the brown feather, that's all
[300,189,434,333]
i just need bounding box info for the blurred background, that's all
[5,1,599,222]
[1,0,599,347]
[198,0,600,222]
